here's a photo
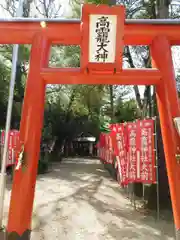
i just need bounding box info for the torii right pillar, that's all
[151,35,180,239]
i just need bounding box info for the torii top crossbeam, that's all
[0,17,180,45]
[0,4,179,86]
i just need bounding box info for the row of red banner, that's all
[97,119,156,186]
[0,130,20,167]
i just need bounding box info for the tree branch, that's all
[0,3,14,16]
[125,46,143,110]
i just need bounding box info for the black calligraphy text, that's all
[95,16,110,62]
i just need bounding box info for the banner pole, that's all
[153,116,160,221]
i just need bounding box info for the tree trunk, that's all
[109,0,116,5]
[157,0,170,18]
[109,85,114,122]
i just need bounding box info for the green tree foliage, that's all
[115,99,141,122]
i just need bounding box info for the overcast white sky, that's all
[0,0,72,17]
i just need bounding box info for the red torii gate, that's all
[1,3,180,239]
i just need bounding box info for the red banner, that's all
[97,119,156,185]
[113,124,127,185]
[98,133,105,160]
[0,130,20,167]
[107,130,116,164]
[137,119,156,183]
[12,130,19,149]
[104,134,112,164]
[126,122,138,183]
[126,120,156,184]
[9,131,14,150]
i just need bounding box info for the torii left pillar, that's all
[6,34,49,239]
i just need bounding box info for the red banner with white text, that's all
[137,119,156,183]
[0,130,20,167]
[97,119,156,185]
[114,124,128,185]
[126,122,138,183]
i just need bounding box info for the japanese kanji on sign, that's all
[81,4,125,71]
[89,15,117,63]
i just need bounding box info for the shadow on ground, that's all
[30,158,175,240]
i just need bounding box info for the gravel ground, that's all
[3,158,175,239]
